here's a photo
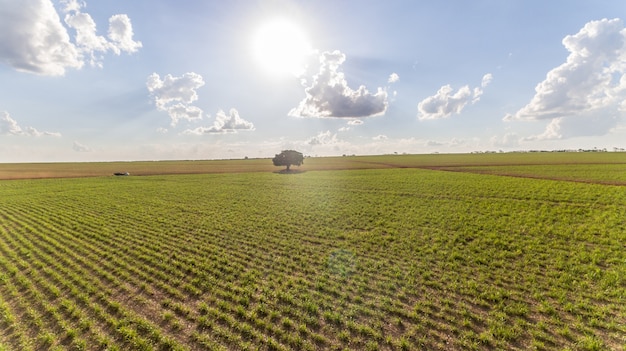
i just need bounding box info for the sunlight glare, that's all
[252,18,312,77]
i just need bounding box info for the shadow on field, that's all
[274,169,306,175]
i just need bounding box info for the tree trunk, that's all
[286,165,291,171]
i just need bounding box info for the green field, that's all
[0,153,624,350]
[1,152,625,181]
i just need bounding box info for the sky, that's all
[1,0,626,162]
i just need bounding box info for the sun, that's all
[252,18,312,77]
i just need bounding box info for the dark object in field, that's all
[272,150,304,171]
[113,172,130,176]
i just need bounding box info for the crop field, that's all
[1,151,625,180]
[0,153,624,350]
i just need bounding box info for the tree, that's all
[272,150,304,171]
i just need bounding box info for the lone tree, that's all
[272,150,304,171]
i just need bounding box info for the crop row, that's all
[0,168,624,350]
[443,163,626,185]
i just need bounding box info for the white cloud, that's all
[60,0,83,13]
[417,85,472,120]
[147,72,206,126]
[0,0,82,75]
[523,114,620,141]
[147,75,254,134]
[473,73,493,102]
[522,118,562,141]
[373,134,388,141]
[417,73,492,120]
[0,111,61,137]
[481,73,493,88]
[289,50,389,118]
[166,104,203,124]
[388,73,399,83]
[0,112,23,135]
[107,14,142,55]
[338,119,364,132]
[62,1,142,62]
[506,18,626,139]
[72,141,92,152]
[183,108,254,135]
[211,109,254,133]
[64,12,110,66]
[0,0,140,76]
[307,131,339,145]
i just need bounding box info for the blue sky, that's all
[1,0,625,162]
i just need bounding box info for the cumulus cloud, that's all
[417,73,492,120]
[107,14,142,55]
[388,73,399,83]
[183,108,254,134]
[289,50,389,118]
[147,74,253,134]
[0,111,61,137]
[417,85,472,120]
[0,0,141,75]
[64,12,109,66]
[373,134,388,141]
[307,131,339,145]
[506,18,626,139]
[147,72,205,126]
[0,0,81,75]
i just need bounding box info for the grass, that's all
[0,153,624,350]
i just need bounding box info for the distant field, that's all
[1,152,625,182]
[0,153,624,350]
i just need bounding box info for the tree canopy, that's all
[272,150,304,171]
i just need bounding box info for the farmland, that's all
[0,153,624,350]
[1,151,625,180]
